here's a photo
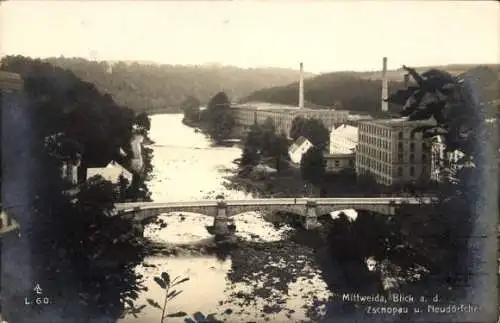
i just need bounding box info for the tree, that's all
[386,65,496,289]
[289,116,330,149]
[260,118,277,157]
[290,116,308,141]
[240,147,260,168]
[1,56,137,170]
[136,112,151,131]
[300,146,326,185]
[1,56,152,321]
[243,123,264,152]
[204,92,235,143]
[181,95,201,123]
[269,132,290,172]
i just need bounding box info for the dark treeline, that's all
[243,64,499,117]
[182,91,236,144]
[1,56,152,322]
[43,56,312,113]
[2,56,133,170]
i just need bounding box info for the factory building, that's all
[356,117,434,186]
[355,57,434,186]
[231,62,350,138]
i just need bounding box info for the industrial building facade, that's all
[231,102,350,138]
[356,118,434,186]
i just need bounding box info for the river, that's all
[117,114,343,323]
[120,114,424,323]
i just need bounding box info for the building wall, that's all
[325,154,355,173]
[356,119,432,186]
[290,141,313,164]
[231,103,350,138]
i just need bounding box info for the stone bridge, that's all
[115,197,435,235]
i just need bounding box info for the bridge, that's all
[115,197,436,235]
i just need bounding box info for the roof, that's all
[289,136,312,155]
[360,117,437,127]
[330,124,358,154]
[295,136,310,146]
[331,124,358,139]
[233,102,301,111]
[348,114,374,121]
[88,161,130,172]
[324,153,355,159]
[232,101,350,113]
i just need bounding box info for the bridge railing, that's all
[115,196,436,213]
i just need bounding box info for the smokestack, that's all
[381,57,388,112]
[299,62,304,109]
[403,73,409,88]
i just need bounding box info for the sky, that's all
[1,1,499,73]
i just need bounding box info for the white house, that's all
[329,124,358,154]
[86,161,133,185]
[289,136,313,165]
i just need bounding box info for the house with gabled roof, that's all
[86,161,133,186]
[289,136,313,165]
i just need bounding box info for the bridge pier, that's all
[213,201,230,236]
[304,200,320,230]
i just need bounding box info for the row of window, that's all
[359,135,391,150]
[359,137,429,153]
[359,124,422,140]
[359,124,391,137]
[397,141,427,152]
[358,150,429,165]
[358,151,392,164]
[358,165,428,180]
[329,159,355,168]
[358,168,393,186]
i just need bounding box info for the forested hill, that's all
[40,57,314,114]
[243,64,500,117]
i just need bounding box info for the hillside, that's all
[243,64,500,117]
[356,64,500,82]
[41,57,314,114]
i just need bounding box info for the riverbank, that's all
[132,208,454,323]
[223,165,318,198]
[135,212,356,322]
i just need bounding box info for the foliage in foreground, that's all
[147,271,222,323]
[2,56,153,321]
[385,65,493,289]
[31,157,148,321]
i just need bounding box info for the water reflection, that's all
[146,114,252,202]
[121,256,231,323]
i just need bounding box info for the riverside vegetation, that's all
[1,56,154,322]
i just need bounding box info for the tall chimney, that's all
[299,62,304,109]
[381,57,388,112]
